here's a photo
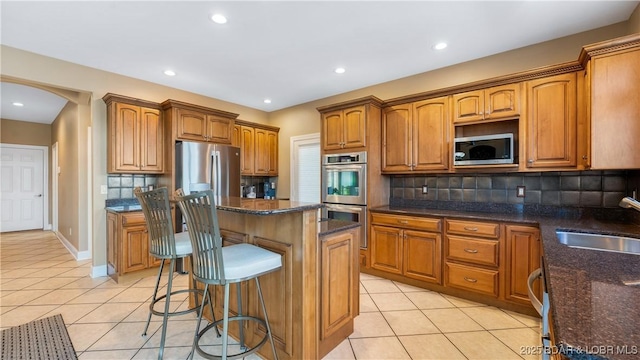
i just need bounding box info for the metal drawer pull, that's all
[464,226,478,231]
[464,277,478,283]
[464,248,478,254]
[398,220,409,224]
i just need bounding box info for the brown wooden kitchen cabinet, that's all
[382,96,450,173]
[505,224,540,305]
[162,99,238,144]
[524,72,578,169]
[370,213,442,284]
[585,38,640,169]
[453,83,521,123]
[232,121,279,176]
[444,219,501,298]
[106,211,160,283]
[321,105,366,151]
[103,94,164,174]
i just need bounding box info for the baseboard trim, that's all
[91,265,107,278]
[55,231,91,261]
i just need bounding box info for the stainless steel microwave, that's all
[454,133,514,166]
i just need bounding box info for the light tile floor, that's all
[1,231,542,359]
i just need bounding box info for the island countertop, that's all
[371,204,640,360]
[106,197,323,216]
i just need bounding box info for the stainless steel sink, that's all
[556,231,640,256]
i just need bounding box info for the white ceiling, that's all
[1,1,638,124]
[1,82,69,124]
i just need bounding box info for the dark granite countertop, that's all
[371,204,640,360]
[106,197,323,215]
[318,218,361,237]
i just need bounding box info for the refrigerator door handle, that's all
[212,150,221,195]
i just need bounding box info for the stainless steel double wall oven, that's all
[322,151,368,248]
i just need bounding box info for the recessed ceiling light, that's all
[433,42,448,50]
[12,102,24,107]
[211,14,227,24]
[334,67,346,74]
[164,70,176,76]
[263,99,272,104]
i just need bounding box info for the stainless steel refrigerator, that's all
[175,141,241,196]
[175,141,240,229]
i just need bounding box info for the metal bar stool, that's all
[134,187,217,360]
[175,189,281,360]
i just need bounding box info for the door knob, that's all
[35,194,42,197]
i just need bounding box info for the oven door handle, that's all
[325,204,364,213]
[323,164,365,171]
[528,268,543,316]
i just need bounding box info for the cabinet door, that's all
[254,128,269,174]
[176,108,208,141]
[239,126,255,175]
[505,225,540,305]
[591,48,640,169]
[382,104,412,172]
[322,110,344,151]
[231,125,241,147]
[320,230,357,350]
[403,230,442,284]
[370,225,403,274]
[267,130,278,175]
[453,90,484,123]
[106,213,118,275]
[485,84,520,119]
[139,107,164,173]
[342,106,366,149]
[112,103,140,172]
[526,73,577,168]
[206,115,233,144]
[412,97,449,171]
[122,225,149,274]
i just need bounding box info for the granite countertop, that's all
[371,204,640,360]
[318,218,361,237]
[106,197,323,215]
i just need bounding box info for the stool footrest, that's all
[149,288,205,318]
[195,315,270,360]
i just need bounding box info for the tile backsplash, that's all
[390,171,635,208]
[107,174,158,199]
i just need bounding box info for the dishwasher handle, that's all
[528,268,543,316]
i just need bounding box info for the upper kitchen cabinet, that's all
[583,34,640,169]
[453,83,521,123]
[382,97,450,173]
[103,94,164,174]
[524,72,578,169]
[233,120,279,176]
[317,96,383,153]
[161,99,238,144]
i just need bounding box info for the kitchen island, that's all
[188,197,361,360]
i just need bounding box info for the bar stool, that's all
[174,189,281,360]
[134,187,216,360]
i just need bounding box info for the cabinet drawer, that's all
[122,212,146,226]
[371,213,441,232]
[445,262,498,297]
[445,219,499,239]
[446,236,499,267]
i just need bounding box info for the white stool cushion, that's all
[222,243,282,281]
[174,232,193,257]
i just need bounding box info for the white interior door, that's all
[291,133,320,203]
[0,146,45,232]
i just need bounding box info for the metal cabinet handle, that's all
[464,277,478,283]
[528,159,534,163]
[464,226,478,231]
[464,248,478,254]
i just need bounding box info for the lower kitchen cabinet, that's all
[365,210,542,316]
[370,213,442,284]
[505,224,541,304]
[107,211,160,282]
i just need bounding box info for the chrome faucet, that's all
[619,197,640,212]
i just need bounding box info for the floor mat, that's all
[1,314,77,360]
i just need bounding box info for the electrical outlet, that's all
[517,186,526,198]
[422,185,428,194]
[100,185,108,194]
